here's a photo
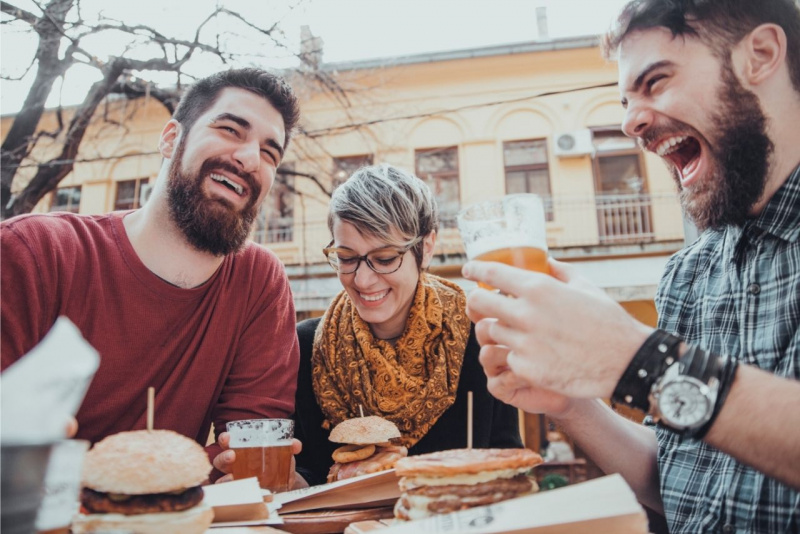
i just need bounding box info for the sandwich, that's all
[71,429,214,534]
[327,415,408,483]
[393,447,542,521]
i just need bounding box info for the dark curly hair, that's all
[603,0,800,93]
[172,68,301,149]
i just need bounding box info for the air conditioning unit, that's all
[553,129,594,158]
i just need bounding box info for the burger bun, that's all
[329,416,401,445]
[82,430,212,494]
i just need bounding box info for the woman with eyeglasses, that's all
[293,163,524,486]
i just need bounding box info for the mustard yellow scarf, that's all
[311,273,470,447]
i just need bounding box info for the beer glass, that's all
[457,194,549,286]
[226,419,294,493]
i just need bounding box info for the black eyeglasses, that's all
[323,239,419,275]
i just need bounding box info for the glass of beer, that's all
[226,419,294,493]
[457,194,549,286]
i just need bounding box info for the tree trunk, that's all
[1,0,74,219]
[7,60,127,217]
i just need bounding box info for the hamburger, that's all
[393,448,542,521]
[71,429,214,534]
[327,416,408,483]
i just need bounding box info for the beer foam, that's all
[226,419,293,447]
[465,232,544,260]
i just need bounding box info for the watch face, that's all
[659,380,711,427]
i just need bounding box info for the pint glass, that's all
[226,419,294,492]
[457,194,549,285]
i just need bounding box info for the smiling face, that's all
[619,29,772,229]
[163,87,286,255]
[332,219,435,340]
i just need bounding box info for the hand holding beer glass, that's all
[457,194,549,286]
[226,419,294,492]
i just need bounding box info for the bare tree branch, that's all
[0,55,37,81]
[1,0,353,219]
[0,1,39,25]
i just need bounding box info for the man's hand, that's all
[213,432,307,489]
[212,432,236,483]
[464,258,652,400]
[476,320,573,417]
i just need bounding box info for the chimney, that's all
[300,25,324,68]
[536,6,549,40]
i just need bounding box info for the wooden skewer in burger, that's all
[392,390,543,520]
[72,387,214,533]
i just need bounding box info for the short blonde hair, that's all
[328,164,439,268]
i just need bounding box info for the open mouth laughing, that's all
[210,172,245,197]
[650,134,703,187]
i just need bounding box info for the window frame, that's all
[590,126,649,195]
[502,138,553,221]
[114,178,151,211]
[50,186,82,214]
[331,154,374,190]
[414,146,460,229]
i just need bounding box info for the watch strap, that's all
[690,353,739,440]
[612,329,682,412]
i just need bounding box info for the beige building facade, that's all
[4,33,690,451]
[5,34,686,321]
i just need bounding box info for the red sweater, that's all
[1,212,299,471]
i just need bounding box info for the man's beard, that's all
[657,59,773,231]
[166,138,262,256]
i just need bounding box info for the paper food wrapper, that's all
[204,477,284,528]
[375,474,648,534]
[1,317,99,444]
[273,469,400,514]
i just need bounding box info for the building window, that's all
[50,186,82,213]
[415,147,459,228]
[592,130,646,195]
[503,139,553,221]
[114,178,151,210]
[332,155,373,190]
[254,168,295,244]
[591,128,652,243]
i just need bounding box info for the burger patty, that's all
[405,473,533,498]
[81,486,203,515]
[395,474,535,519]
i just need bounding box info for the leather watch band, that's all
[612,329,683,412]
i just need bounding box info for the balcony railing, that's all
[596,193,655,244]
[254,193,684,265]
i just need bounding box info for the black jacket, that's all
[293,317,524,486]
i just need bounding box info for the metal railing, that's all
[596,193,655,244]
[253,193,684,264]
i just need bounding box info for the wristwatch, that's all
[648,346,721,434]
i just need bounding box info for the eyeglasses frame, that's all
[322,238,420,275]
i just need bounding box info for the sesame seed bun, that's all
[82,430,212,494]
[329,416,401,445]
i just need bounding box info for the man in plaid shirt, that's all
[463,0,800,532]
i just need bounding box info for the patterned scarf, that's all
[311,273,470,447]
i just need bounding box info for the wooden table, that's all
[274,507,396,534]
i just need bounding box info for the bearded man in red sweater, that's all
[1,68,302,482]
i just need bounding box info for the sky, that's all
[0,0,630,115]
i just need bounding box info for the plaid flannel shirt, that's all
[650,164,800,533]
